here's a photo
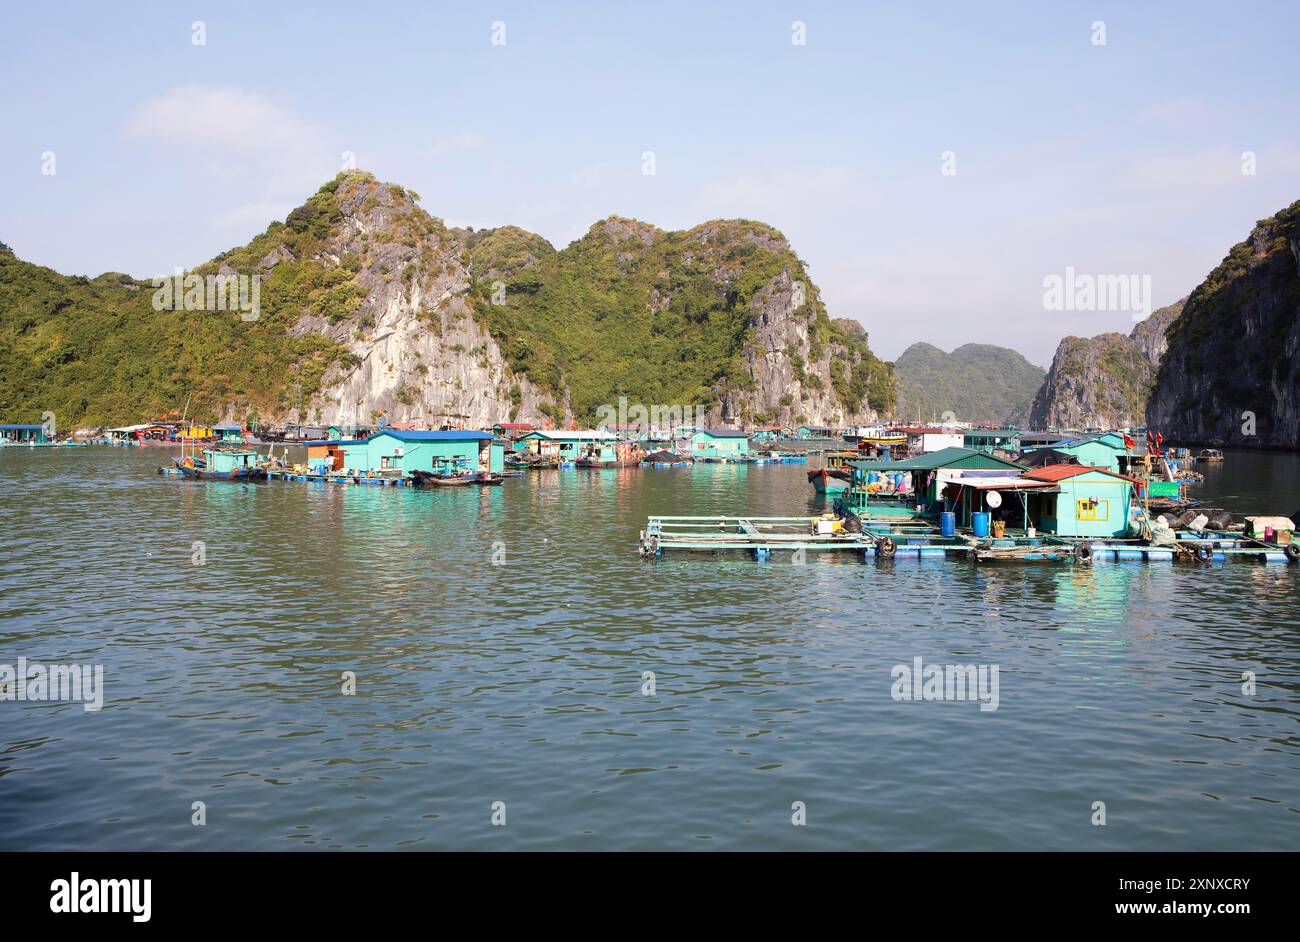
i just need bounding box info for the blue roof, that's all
[1051,433,1126,449]
[367,430,496,443]
[0,424,45,430]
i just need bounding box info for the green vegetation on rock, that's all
[894,342,1044,424]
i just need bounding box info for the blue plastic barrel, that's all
[868,472,878,483]
[939,512,956,537]
[972,512,990,537]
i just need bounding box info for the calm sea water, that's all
[0,447,1297,850]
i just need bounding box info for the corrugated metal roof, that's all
[853,447,1025,472]
[1023,464,1139,484]
[519,430,616,440]
[369,430,496,442]
[0,424,46,430]
[699,428,748,438]
[953,475,1058,491]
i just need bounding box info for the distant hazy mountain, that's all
[893,342,1046,424]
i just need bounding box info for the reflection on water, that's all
[0,447,1297,850]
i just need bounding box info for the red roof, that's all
[1023,464,1140,484]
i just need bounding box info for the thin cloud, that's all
[427,131,486,156]
[126,84,342,230]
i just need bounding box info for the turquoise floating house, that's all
[339,430,503,476]
[0,424,48,444]
[750,426,786,443]
[852,447,1026,516]
[963,428,1020,453]
[1021,465,1138,538]
[516,430,617,465]
[1025,432,1129,472]
[213,423,245,444]
[797,425,831,440]
[691,428,750,460]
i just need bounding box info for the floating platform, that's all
[641,511,1300,565]
[640,515,874,559]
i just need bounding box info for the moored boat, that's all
[174,448,265,481]
[807,450,859,494]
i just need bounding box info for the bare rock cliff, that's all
[1146,201,1300,447]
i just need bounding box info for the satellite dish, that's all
[986,491,1003,509]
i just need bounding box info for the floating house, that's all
[1021,465,1138,538]
[515,430,617,466]
[853,447,1026,515]
[897,426,965,454]
[214,423,245,444]
[1017,431,1072,449]
[0,424,48,444]
[302,438,362,473]
[691,428,751,460]
[597,423,649,442]
[963,428,1020,453]
[337,430,504,476]
[750,426,786,443]
[1027,432,1128,472]
[797,425,832,440]
[491,422,536,441]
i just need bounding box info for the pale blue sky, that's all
[2,1,1298,364]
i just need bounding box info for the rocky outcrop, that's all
[469,211,892,427]
[1147,201,1300,447]
[272,179,557,427]
[1029,298,1184,429]
[0,171,892,430]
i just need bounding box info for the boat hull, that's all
[175,466,265,481]
[808,468,850,493]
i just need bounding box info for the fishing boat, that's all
[430,474,476,486]
[408,469,476,486]
[1196,448,1224,462]
[474,472,505,486]
[173,448,265,481]
[576,441,645,469]
[807,450,859,494]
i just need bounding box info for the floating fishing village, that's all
[3,414,1294,567]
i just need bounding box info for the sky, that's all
[2,1,1298,366]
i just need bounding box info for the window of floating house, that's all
[1077,498,1108,521]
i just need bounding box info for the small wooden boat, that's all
[408,469,473,486]
[474,473,505,486]
[431,474,476,486]
[808,451,859,494]
[1196,448,1224,462]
